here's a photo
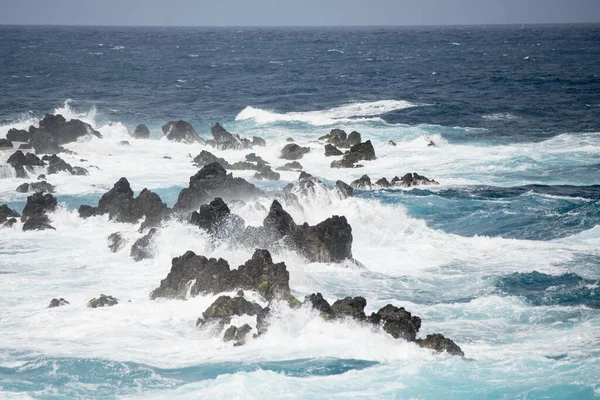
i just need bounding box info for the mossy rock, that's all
[287,296,302,309]
[87,294,118,308]
[320,312,332,321]
[256,281,274,301]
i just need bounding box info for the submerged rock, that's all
[173,162,264,213]
[417,334,464,356]
[331,296,367,320]
[132,124,150,139]
[108,232,127,253]
[48,298,69,308]
[42,154,88,175]
[276,161,303,171]
[87,294,118,308]
[280,143,310,160]
[372,304,421,342]
[192,150,232,169]
[130,228,159,261]
[16,181,55,194]
[161,120,204,143]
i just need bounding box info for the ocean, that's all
[0,24,599,399]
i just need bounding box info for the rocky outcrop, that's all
[48,298,69,308]
[161,120,204,143]
[223,323,253,345]
[324,144,343,157]
[87,294,118,308]
[276,161,303,171]
[29,114,101,153]
[417,334,465,356]
[190,197,245,240]
[78,178,170,226]
[150,249,291,301]
[333,180,354,199]
[375,177,391,188]
[16,181,55,194]
[192,150,232,169]
[6,128,31,142]
[173,162,264,213]
[253,165,280,181]
[21,192,57,231]
[0,205,20,227]
[108,232,127,253]
[391,173,439,187]
[132,124,150,139]
[199,296,262,326]
[318,129,362,148]
[0,138,13,148]
[7,151,45,178]
[130,228,158,261]
[303,293,463,355]
[331,140,376,169]
[351,175,372,190]
[252,136,266,147]
[42,154,88,176]
[211,123,251,150]
[280,143,310,160]
[243,200,353,263]
[347,131,362,147]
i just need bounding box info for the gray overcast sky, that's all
[1,0,599,26]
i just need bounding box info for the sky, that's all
[1,0,599,26]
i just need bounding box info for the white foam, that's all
[235,100,420,126]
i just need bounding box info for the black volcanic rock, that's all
[372,304,422,342]
[133,124,150,139]
[211,123,251,150]
[391,173,439,187]
[417,334,464,356]
[333,180,354,199]
[347,131,362,147]
[150,249,291,301]
[7,151,45,178]
[6,128,31,142]
[0,204,20,225]
[161,120,204,143]
[29,113,101,153]
[331,140,376,169]
[87,294,118,308]
[16,181,55,194]
[201,296,262,326]
[324,144,343,157]
[0,138,13,148]
[280,143,310,160]
[192,150,232,169]
[48,298,69,308]
[351,175,372,190]
[130,228,158,261]
[173,162,264,213]
[276,161,303,171]
[331,296,367,320]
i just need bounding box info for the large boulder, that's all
[161,120,204,143]
[192,150,232,169]
[0,138,13,149]
[29,114,101,153]
[79,178,170,226]
[253,165,280,181]
[280,143,310,160]
[132,124,150,139]
[16,181,55,194]
[304,293,333,315]
[347,131,362,147]
[6,128,31,142]
[0,204,20,225]
[370,304,422,342]
[48,298,69,308]
[318,129,348,148]
[331,140,376,169]
[243,200,353,263]
[150,249,291,301]
[416,334,464,356]
[324,144,343,157]
[333,180,354,199]
[199,295,262,326]
[331,296,367,320]
[87,294,118,308]
[7,151,45,178]
[252,136,266,147]
[173,162,264,213]
[211,123,251,150]
[190,197,245,240]
[351,175,372,190]
[21,192,56,221]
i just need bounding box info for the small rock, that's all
[87,294,118,308]
[48,298,69,308]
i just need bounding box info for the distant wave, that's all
[235,100,420,126]
[482,113,519,121]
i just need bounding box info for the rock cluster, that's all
[330,140,377,168]
[280,143,310,160]
[318,129,362,148]
[161,120,204,143]
[350,173,439,190]
[21,192,57,231]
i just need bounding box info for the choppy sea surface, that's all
[0,24,599,399]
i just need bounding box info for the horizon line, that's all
[1,21,599,29]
